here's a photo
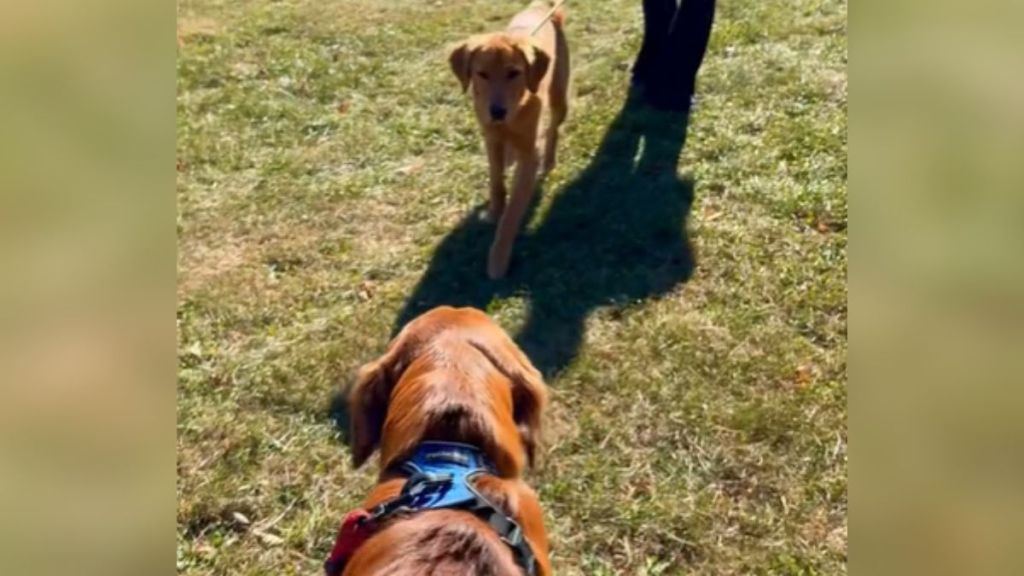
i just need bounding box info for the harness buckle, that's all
[402,471,453,495]
[501,524,524,547]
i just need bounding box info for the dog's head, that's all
[449,33,551,125]
[347,306,548,477]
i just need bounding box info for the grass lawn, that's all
[177,0,847,574]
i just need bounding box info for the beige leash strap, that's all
[530,0,567,36]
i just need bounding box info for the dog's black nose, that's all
[489,104,507,121]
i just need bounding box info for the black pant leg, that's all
[670,0,715,87]
[646,0,716,110]
[633,0,679,85]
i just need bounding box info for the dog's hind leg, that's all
[542,95,567,176]
[543,18,570,175]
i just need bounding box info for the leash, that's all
[530,0,566,36]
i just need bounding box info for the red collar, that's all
[323,509,375,576]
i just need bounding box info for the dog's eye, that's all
[477,71,489,80]
[507,69,521,79]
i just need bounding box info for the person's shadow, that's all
[393,87,697,377]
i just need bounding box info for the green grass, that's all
[177,0,847,574]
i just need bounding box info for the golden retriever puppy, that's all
[449,2,570,279]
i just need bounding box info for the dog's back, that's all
[344,510,524,576]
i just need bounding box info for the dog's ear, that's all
[518,40,551,94]
[448,39,476,93]
[347,330,418,468]
[472,335,548,467]
[510,357,547,468]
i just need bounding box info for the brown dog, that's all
[449,2,570,279]
[338,306,551,576]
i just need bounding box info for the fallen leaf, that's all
[357,280,376,301]
[254,529,284,547]
[336,101,350,114]
[794,364,815,387]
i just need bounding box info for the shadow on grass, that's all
[330,89,697,440]
[397,88,697,376]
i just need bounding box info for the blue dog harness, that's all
[324,442,538,576]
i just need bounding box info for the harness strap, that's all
[328,476,537,576]
[461,483,538,576]
[324,443,538,576]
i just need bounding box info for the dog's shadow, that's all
[399,88,696,373]
[331,89,696,438]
